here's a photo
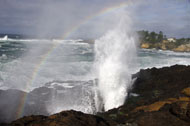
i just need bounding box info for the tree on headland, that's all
[138,30,165,43]
[149,31,157,43]
[138,30,190,51]
[137,30,149,42]
[163,35,167,40]
[157,31,163,42]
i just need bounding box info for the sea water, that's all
[1,38,190,114]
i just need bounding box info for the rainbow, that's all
[15,0,134,119]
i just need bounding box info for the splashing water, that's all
[94,11,137,111]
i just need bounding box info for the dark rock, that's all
[0,89,27,123]
[2,65,190,126]
[0,88,51,123]
[0,80,95,123]
[8,110,111,126]
[100,65,190,126]
[170,101,190,122]
[130,65,190,106]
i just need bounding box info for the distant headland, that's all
[138,30,190,52]
[1,32,190,52]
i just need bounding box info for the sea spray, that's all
[94,11,137,111]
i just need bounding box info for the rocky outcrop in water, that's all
[0,88,50,123]
[100,65,190,126]
[0,89,27,123]
[1,65,190,126]
[173,44,190,52]
[0,80,95,123]
[140,41,176,51]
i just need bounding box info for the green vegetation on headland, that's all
[138,30,190,52]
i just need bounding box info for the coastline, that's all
[140,42,190,52]
[1,65,190,126]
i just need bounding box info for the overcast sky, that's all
[0,0,189,38]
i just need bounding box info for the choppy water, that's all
[0,38,190,114]
[0,39,94,91]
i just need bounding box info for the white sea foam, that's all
[0,35,8,41]
[47,82,74,89]
[0,40,93,92]
[45,80,96,114]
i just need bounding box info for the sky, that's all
[0,0,189,38]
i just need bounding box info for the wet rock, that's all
[171,101,190,122]
[141,43,150,49]
[101,65,190,126]
[173,44,190,52]
[2,65,190,126]
[181,87,190,97]
[0,88,50,123]
[0,89,27,123]
[133,97,190,113]
[0,80,96,123]
[8,110,110,126]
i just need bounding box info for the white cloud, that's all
[0,0,189,38]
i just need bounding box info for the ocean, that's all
[0,37,190,115]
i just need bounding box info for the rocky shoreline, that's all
[140,42,190,52]
[1,65,190,126]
